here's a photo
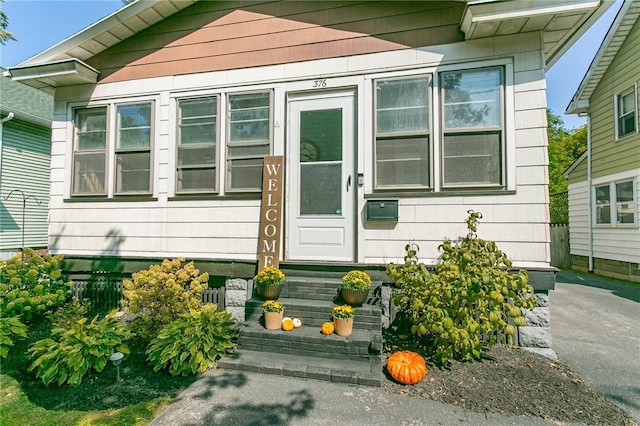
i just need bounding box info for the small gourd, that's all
[282,319,295,331]
[282,317,292,325]
[292,318,302,328]
[321,321,334,335]
[386,351,427,385]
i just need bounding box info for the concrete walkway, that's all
[551,270,640,423]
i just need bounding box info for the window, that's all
[73,107,107,195]
[176,97,218,193]
[71,101,154,197]
[616,87,637,139]
[226,92,272,191]
[374,77,430,188]
[595,180,637,226]
[441,68,503,187]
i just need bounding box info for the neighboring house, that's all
[565,0,640,282]
[0,69,53,259]
[5,0,608,286]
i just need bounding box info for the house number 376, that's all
[312,79,327,88]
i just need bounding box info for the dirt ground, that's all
[383,346,637,426]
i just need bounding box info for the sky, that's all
[0,0,624,130]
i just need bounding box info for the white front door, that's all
[286,91,355,262]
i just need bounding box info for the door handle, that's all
[346,175,351,192]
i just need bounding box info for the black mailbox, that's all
[366,200,398,222]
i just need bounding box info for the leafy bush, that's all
[146,305,238,376]
[387,210,536,365]
[0,249,71,322]
[0,316,28,358]
[46,297,90,331]
[28,312,133,387]
[122,258,209,341]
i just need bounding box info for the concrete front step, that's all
[236,321,382,360]
[245,297,382,330]
[217,350,383,387]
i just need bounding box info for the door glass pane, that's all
[300,163,341,215]
[300,109,342,162]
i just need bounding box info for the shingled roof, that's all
[1,68,53,126]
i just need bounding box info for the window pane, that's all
[300,163,341,215]
[443,69,501,129]
[376,137,429,187]
[621,91,635,114]
[227,158,263,190]
[118,103,151,149]
[73,152,106,194]
[228,144,270,158]
[116,151,150,193]
[595,185,611,224]
[443,132,500,186]
[229,93,270,142]
[376,78,429,134]
[178,145,215,167]
[300,109,342,162]
[76,108,107,151]
[616,181,635,224]
[179,98,217,145]
[177,168,216,192]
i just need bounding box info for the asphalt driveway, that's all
[551,270,640,423]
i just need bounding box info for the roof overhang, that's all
[566,0,640,114]
[562,151,587,177]
[5,59,99,95]
[461,0,610,70]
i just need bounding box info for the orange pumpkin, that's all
[386,351,427,385]
[282,319,295,331]
[321,322,334,335]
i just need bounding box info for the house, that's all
[565,0,640,283]
[5,0,611,374]
[0,69,53,259]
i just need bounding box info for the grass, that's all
[0,319,197,426]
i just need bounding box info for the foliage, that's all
[332,304,355,319]
[0,249,71,322]
[0,316,27,358]
[45,297,90,331]
[387,211,536,365]
[342,270,372,290]
[0,0,16,45]
[146,305,238,376]
[122,258,209,341]
[253,267,285,286]
[28,312,133,387]
[262,300,284,312]
[386,351,427,385]
[547,110,587,194]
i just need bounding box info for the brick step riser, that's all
[236,341,375,361]
[279,282,381,302]
[245,309,381,330]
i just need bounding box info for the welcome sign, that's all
[257,156,284,270]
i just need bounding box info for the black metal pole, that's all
[3,190,41,261]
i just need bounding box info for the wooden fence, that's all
[550,224,570,269]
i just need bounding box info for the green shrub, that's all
[387,210,536,365]
[28,311,133,387]
[0,249,71,322]
[46,297,91,331]
[122,258,209,341]
[146,304,238,376]
[0,316,28,358]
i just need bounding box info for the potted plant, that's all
[253,267,285,300]
[262,300,285,330]
[332,304,355,337]
[341,270,371,306]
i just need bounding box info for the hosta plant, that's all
[146,305,238,376]
[28,311,133,387]
[387,210,536,365]
[0,316,28,358]
[0,249,71,322]
[122,258,209,341]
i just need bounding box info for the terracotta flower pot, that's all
[264,311,284,330]
[333,316,354,337]
[341,287,369,306]
[257,282,283,300]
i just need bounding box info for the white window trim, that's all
[614,84,638,141]
[592,171,639,228]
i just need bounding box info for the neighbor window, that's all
[616,87,637,139]
[115,103,153,194]
[616,180,635,224]
[595,180,637,226]
[595,184,611,224]
[226,92,272,191]
[374,77,430,188]
[176,96,218,193]
[73,107,107,195]
[441,68,503,187]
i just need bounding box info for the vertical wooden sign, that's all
[258,156,284,270]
